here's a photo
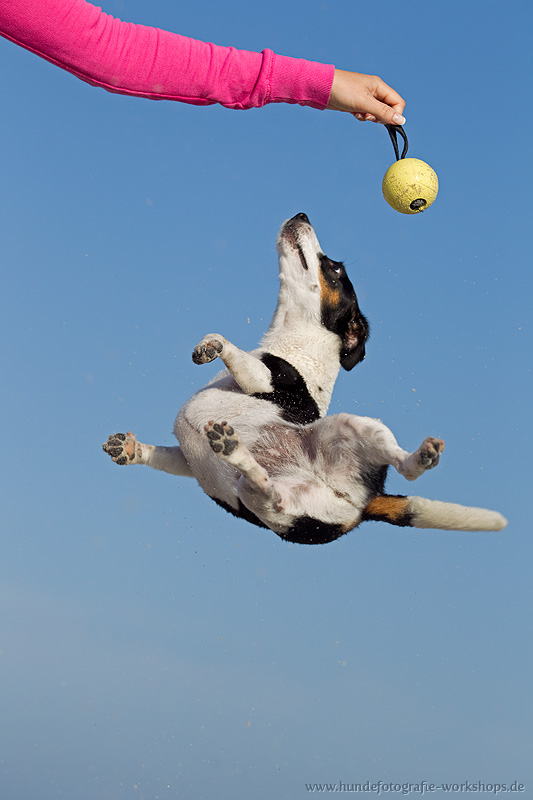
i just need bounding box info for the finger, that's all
[353,113,378,123]
[362,95,406,125]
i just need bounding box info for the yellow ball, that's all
[382,157,439,214]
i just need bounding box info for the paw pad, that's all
[192,338,224,365]
[419,437,445,470]
[205,421,239,456]
[102,432,137,464]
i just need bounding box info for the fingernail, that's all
[393,113,406,125]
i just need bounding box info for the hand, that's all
[326,69,406,125]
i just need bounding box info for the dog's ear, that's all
[340,314,369,371]
[340,340,366,371]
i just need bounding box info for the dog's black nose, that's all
[291,212,310,224]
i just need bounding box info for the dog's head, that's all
[276,213,369,370]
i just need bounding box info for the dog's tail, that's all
[362,494,507,532]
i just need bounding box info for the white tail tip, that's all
[409,497,507,532]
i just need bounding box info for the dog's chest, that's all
[263,343,340,416]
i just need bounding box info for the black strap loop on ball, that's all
[386,124,409,161]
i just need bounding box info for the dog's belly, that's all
[173,379,385,538]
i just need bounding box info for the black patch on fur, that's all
[280,517,347,545]
[362,464,389,497]
[211,496,271,529]
[252,353,320,424]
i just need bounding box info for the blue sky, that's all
[1,0,532,798]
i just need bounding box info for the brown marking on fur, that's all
[318,269,341,311]
[363,495,412,525]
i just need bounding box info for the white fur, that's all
[408,497,507,531]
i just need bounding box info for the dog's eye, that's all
[320,254,344,277]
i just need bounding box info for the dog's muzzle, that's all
[279,212,312,270]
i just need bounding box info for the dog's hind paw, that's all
[192,335,224,365]
[204,420,240,457]
[417,437,445,470]
[400,436,445,480]
[102,431,141,465]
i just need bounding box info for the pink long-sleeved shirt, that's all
[0,0,335,110]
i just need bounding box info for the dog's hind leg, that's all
[333,414,444,481]
[193,335,273,394]
[204,421,290,525]
[103,432,193,477]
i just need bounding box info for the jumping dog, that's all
[103,213,507,543]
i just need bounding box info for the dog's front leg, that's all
[193,334,273,394]
[103,432,193,477]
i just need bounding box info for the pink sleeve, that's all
[0,0,334,110]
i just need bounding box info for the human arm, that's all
[0,0,334,110]
[0,0,406,121]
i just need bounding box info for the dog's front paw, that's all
[417,437,445,470]
[102,431,142,465]
[192,335,225,365]
[204,420,240,457]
